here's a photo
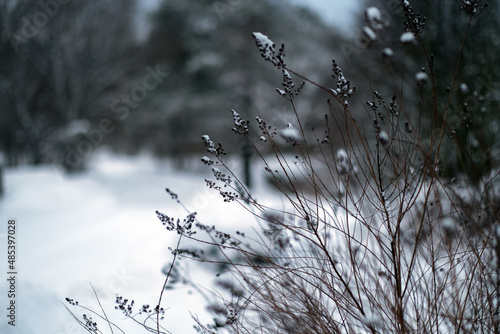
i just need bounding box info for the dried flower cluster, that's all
[252,32,286,68]
[330,59,356,107]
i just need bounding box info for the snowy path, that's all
[0,152,257,333]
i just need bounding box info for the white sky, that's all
[138,0,362,36]
[291,0,361,30]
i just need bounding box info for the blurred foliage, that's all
[350,0,500,184]
[130,0,343,166]
[0,0,345,171]
[0,0,141,170]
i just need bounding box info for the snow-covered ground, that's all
[0,151,268,333]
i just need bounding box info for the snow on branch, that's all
[252,32,286,68]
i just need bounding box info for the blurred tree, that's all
[134,0,343,176]
[0,0,141,170]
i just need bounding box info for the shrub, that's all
[67,1,500,333]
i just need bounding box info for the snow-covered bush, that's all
[66,1,500,333]
[174,5,498,334]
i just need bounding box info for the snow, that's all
[201,156,213,165]
[415,71,429,83]
[363,314,383,327]
[378,131,389,145]
[336,148,348,163]
[365,6,387,31]
[276,88,287,97]
[336,148,350,174]
[282,69,292,81]
[382,47,394,58]
[252,32,275,61]
[0,151,264,333]
[460,83,469,94]
[363,26,377,42]
[440,217,457,236]
[365,7,382,23]
[1,145,488,332]
[279,123,301,143]
[400,31,416,44]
